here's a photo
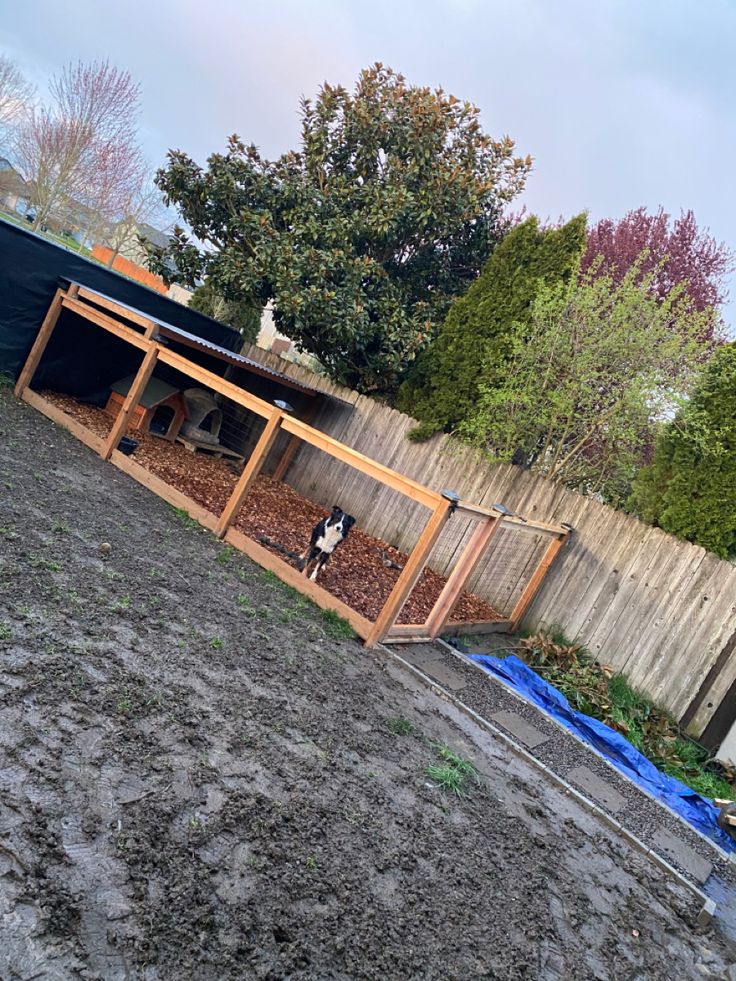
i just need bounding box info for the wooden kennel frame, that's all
[15,281,570,647]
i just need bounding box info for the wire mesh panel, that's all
[233,441,437,626]
[392,513,503,627]
[468,525,551,617]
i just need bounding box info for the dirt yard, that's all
[1,387,735,980]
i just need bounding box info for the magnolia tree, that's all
[459,268,710,504]
[148,64,531,392]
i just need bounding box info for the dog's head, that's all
[328,505,355,536]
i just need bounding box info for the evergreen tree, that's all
[189,280,261,345]
[398,214,587,439]
[631,343,736,559]
[149,65,530,393]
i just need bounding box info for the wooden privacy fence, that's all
[14,282,569,649]
[240,345,736,742]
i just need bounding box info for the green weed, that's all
[0,622,11,641]
[216,546,235,565]
[236,595,258,617]
[51,519,69,534]
[305,855,318,871]
[517,632,734,800]
[387,717,415,736]
[210,636,224,650]
[170,506,199,531]
[426,744,478,797]
[111,595,130,613]
[320,608,355,640]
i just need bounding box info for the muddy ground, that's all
[1,387,735,981]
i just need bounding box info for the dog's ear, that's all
[345,515,356,530]
[331,505,342,515]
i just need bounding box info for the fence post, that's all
[425,515,501,638]
[509,533,566,631]
[101,345,159,461]
[364,499,452,648]
[215,407,284,538]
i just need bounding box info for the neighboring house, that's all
[114,220,173,266]
[0,157,31,215]
[255,303,320,369]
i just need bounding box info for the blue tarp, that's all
[469,653,735,853]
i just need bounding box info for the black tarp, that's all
[0,218,242,394]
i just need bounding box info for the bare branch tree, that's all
[100,177,170,267]
[0,53,33,132]
[12,59,141,231]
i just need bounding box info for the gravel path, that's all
[391,641,736,929]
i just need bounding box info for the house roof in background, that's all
[136,222,171,250]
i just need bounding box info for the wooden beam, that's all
[425,516,501,638]
[455,501,569,537]
[214,408,283,537]
[101,346,159,460]
[110,450,219,531]
[157,347,273,419]
[62,296,151,351]
[438,619,512,637]
[224,527,372,640]
[281,415,444,510]
[385,623,430,637]
[14,288,66,396]
[21,389,104,454]
[509,534,566,631]
[364,500,451,648]
[77,286,156,334]
[385,635,434,645]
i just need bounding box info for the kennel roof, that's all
[68,282,335,402]
[110,375,182,408]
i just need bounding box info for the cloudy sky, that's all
[2,0,734,326]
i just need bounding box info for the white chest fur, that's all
[315,518,345,554]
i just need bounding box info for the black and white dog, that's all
[300,505,355,581]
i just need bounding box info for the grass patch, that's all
[0,621,11,641]
[170,506,199,531]
[216,546,235,565]
[210,636,224,650]
[426,744,478,797]
[517,632,734,800]
[320,608,355,640]
[387,717,415,736]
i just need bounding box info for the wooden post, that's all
[13,285,76,397]
[101,345,159,460]
[364,500,452,648]
[214,408,284,538]
[425,516,501,638]
[272,398,319,483]
[509,534,566,631]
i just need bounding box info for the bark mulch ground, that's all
[41,392,504,626]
